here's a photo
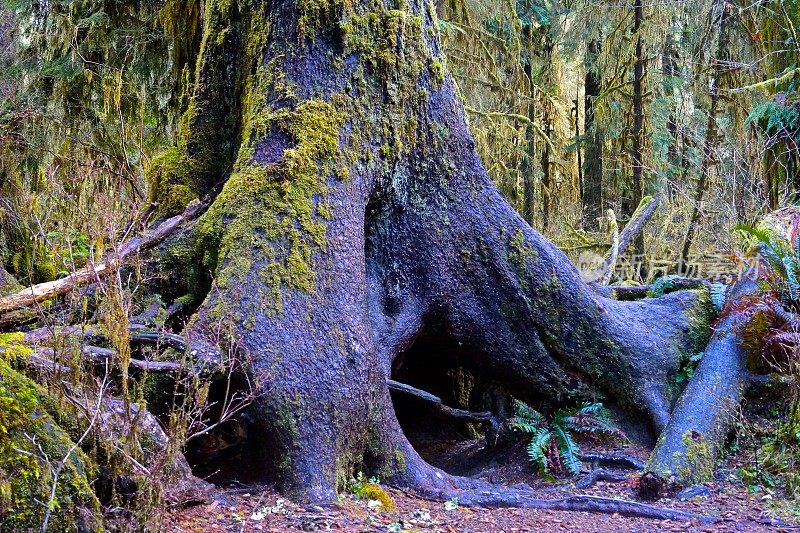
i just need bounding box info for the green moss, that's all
[685,288,715,352]
[297,0,339,43]
[198,99,346,316]
[676,430,714,484]
[430,58,444,86]
[355,482,395,511]
[146,147,197,217]
[0,333,33,365]
[393,450,407,472]
[0,360,101,531]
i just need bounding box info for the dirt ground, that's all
[168,440,800,532]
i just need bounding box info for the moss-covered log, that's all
[645,280,757,488]
[0,358,102,531]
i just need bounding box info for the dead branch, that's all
[30,345,183,373]
[574,468,628,489]
[0,200,205,316]
[588,195,662,284]
[387,379,496,425]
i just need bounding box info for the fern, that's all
[647,275,678,298]
[784,256,800,301]
[552,423,581,475]
[735,222,800,308]
[560,402,626,438]
[511,399,545,433]
[511,400,623,477]
[526,427,552,472]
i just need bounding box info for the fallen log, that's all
[644,279,758,489]
[0,200,205,316]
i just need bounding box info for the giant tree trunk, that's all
[149,0,717,503]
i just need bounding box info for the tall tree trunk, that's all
[662,29,680,200]
[630,0,646,273]
[147,0,724,503]
[681,0,731,271]
[523,60,538,226]
[582,39,603,227]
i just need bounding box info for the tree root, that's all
[579,453,645,471]
[575,468,628,489]
[445,489,715,523]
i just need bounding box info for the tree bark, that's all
[582,39,604,226]
[144,0,720,504]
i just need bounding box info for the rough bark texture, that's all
[646,280,756,485]
[144,0,718,504]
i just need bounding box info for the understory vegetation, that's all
[510,400,625,477]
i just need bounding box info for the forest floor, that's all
[168,440,800,532]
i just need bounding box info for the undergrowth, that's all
[509,400,624,478]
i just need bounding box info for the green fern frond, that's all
[561,403,625,438]
[794,234,800,262]
[512,399,544,430]
[734,223,778,252]
[647,275,678,298]
[758,242,788,276]
[710,282,728,312]
[526,428,552,473]
[552,423,581,475]
[784,256,800,302]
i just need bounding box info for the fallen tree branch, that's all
[588,195,662,284]
[31,346,184,373]
[574,468,628,489]
[21,324,221,367]
[387,379,496,425]
[0,200,205,316]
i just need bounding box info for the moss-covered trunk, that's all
[150,0,719,503]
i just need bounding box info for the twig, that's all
[41,368,109,532]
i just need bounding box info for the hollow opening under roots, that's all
[183,374,266,485]
[390,325,515,477]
